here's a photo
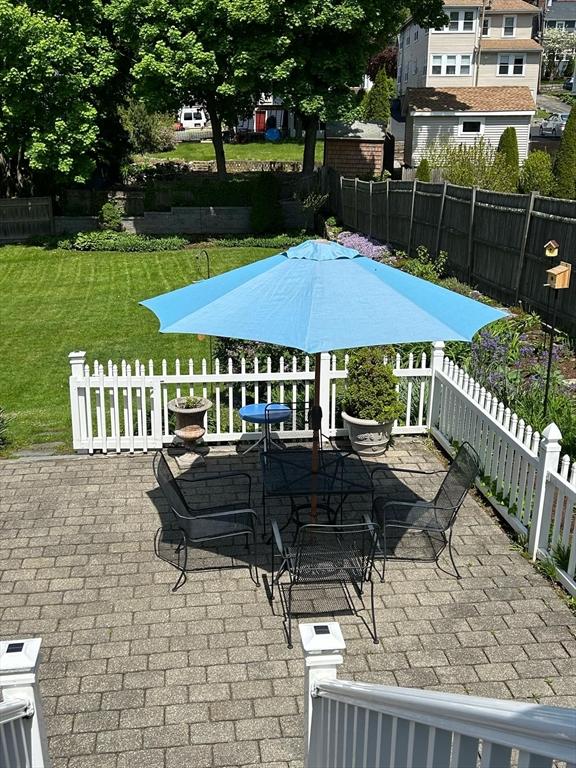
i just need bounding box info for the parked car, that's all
[563,77,574,91]
[539,113,570,137]
[177,106,209,130]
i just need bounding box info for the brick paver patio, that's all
[1,437,575,768]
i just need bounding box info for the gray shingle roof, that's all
[325,121,387,141]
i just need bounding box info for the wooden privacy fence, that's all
[0,197,52,241]
[69,341,576,593]
[323,171,576,336]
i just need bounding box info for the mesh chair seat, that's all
[373,498,452,531]
[177,507,257,542]
[283,541,365,585]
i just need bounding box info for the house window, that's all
[406,32,411,45]
[445,10,476,32]
[459,118,484,135]
[556,20,565,29]
[503,16,516,36]
[498,53,525,75]
[430,53,474,76]
[414,28,419,41]
[482,17,490,36]
[566,21,575,30]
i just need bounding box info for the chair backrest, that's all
[433,442,480,528]
[292,521,379,584]
[152,451,191,521]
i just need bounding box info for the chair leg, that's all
[369,578,378,644]
[286,583,293,650]
[247,532,260,587]
[172,531,188,592]
[447,528,461,579]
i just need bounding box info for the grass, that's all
[0,244,276,453]
[149,138,324,164]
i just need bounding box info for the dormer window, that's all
[503,16,516,36]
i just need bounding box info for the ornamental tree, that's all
[497,127,519,185]
[360,68,392,124]
[0,0,115,196]
[554,108,576,199]
[367,46,399,80]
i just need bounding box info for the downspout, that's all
[475,0,488,86]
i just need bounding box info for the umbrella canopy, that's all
[141,240,506,354]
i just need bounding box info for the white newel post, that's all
[427,341,445,429]
[69,351,87,451]
[300,622,346,768]
[529,422,562,561]
[319,352,332,441]
[0,638,51,768]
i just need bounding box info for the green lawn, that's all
[0,244,276,453]
[150,138,324,163]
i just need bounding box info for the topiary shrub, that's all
[99,201,124,231]
[360,68,392,125]
[554,108,576,199]
[415,158,431,182]
[250,173,283,234]
[519,150,555,195]
[497,127,519,184]
[341,347,403,423]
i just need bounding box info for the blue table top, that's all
[239,403,292,424]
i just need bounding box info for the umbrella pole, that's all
[311,352,321,522]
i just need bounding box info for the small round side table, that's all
[239,403,292,453]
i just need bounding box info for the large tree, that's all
[0,0,115,196]
[110,0,282,178]
[273,0,445,175]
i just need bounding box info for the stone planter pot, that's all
[168,397,212,431]
[341,411,393,456]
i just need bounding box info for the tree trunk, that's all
[301,114,319,176]
[206,99,227,179]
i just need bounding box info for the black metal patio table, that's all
[260,447,374,533]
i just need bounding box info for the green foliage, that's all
[564,57,575,78]
[424,139,517,192]
[415,158,431,182]
[519,150,555,195]
[213,337,307,373]
[497,127,519,184]
[341,347,404,423]
[0,0,115,196]
[554,108,576,199]
[552,541,571,573]
[59,231,188,252]
[397,245,447,283]
[99,202,124,232]
[180,395,206,409]
[0,406,10,449]
[250,174,282,234]
[119,100,174,154]
[205,233,308,248]
[360,69,391,124]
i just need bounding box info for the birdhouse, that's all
[546,261,571,290]
[544,240,560,258]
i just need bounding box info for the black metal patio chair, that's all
[371,442,480,579]
[269,517,380,648]
[152,451,259,591]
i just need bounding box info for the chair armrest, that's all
[363,514,380,536]
[193,508,258,524]
[371,465,445,481]
[271,520,286,555]
[375,499,431,510]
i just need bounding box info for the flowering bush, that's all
[337,231,393,262]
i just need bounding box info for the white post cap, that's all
[299,622,346,655]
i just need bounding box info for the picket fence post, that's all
[427,341,445,429]
[69,351,87,450]
[528,422,563,560]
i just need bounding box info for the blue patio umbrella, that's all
[141,239,506,512]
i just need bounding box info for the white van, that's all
[178,106,209,130]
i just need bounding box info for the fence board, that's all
[0,197,52,241]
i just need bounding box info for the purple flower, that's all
[337,231,390,261]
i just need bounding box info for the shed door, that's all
[255,110,266,132]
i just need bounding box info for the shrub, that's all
[497,127,519,183]
[415,158,431,182]
[0,406,10,449]
[58,231,188,252]
[341,347,404,423]
[519,150,555,195]
[99,201,123,231]
[119,99,174,154]
[397,245,447,283]
[554,108,576,199]
[360,68,391,124]
[205,233,307,248]
[250,173,282,234]
[424,139,517,192]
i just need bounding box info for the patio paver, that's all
[1,437,575,768]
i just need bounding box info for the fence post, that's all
[466,187,477,283]
[319,352,332,440]
[427,341,445,429]
[368,180,373,238]
[0,638,51,767]
[407,179,417,256]
[529,422,563,561]
[339,175,343,221]
[354,178,358,230]
[69,351,87,451]
[385,178,390,244]
[513,190,536,303]
[300,622,346,768]
[435,181,447,257]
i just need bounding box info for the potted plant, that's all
[341,347,403,456]
[167,395,212,431]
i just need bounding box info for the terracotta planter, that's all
[341,411,393,456]
[168,397,212,431]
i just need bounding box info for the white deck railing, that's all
[0,639,50,768]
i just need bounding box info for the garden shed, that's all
[324,121,393,178]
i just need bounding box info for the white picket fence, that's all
[68,341,576,593]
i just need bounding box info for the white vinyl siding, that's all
[408,113,532,165]
[486,13,534,39]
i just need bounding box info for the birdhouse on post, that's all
[544,240,560,258]
[546,261,572,290]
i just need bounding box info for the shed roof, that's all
[407,86,535,112]
[546,0,576,19]
[325,121,387,141]
[480,37,543,49]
